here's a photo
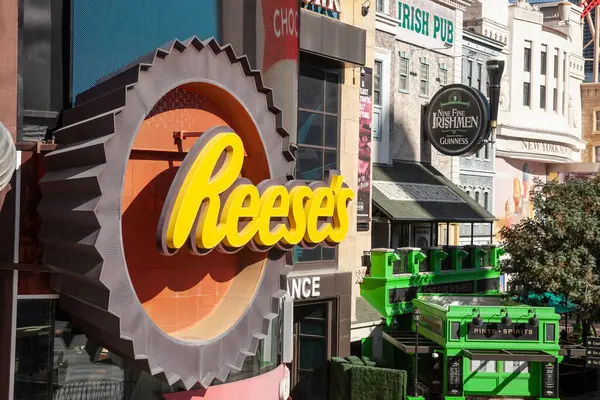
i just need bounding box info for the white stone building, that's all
[493,0,586,234]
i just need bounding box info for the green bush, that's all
[350,366,407,400]
[329,357,407,400]
[346,355,365,366]
[362,357,377,367]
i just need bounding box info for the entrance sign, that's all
[424,84,490,156]
[467,322,538,341]
[288,276,321,299]
[157,127,353,255]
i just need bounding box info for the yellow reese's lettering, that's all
[159,129,353,254]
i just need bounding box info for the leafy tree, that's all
[500,175,600,322]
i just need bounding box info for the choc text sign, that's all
[424,84,490,156]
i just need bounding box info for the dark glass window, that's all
[376,0,384,12]
[467,60,473,87]
[21,0,71,140]
[553,88,558,112]
[540,85,546,110]
[554,51,559,78]
[524,43,532,72]
[13,296,280,399]
[477,63,482,91]
[595,146,600,162]
[296,64,340,264]
[523,82,531,106]
[483,192,489,210]
[541,46,547,75]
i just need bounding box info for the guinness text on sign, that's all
[424,84,490,156]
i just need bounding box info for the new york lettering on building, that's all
[520,140,570,156]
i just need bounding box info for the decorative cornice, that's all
[463,29,506,51]
[432,0,469,11]
[511,0,540,12]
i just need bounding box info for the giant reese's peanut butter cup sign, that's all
[424,84,490,156]
[38,37,353,389]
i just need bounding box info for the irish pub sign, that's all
[396,0,455,47]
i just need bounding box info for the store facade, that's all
[1,1,373,399]
[407,295,561,400]
[360,249,561,400]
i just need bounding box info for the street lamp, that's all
[472,308,484,328]
[501,308,513,326]
[528,309,539,327]
[413,308,421,398]
[486,59,505,143]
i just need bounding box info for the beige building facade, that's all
[581,83,600,162]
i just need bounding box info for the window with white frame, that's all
[439,64,447,86]
[467,59,473,87]
[504,361,529,373]
[596,146,600,162]
[595,110,600,131]
[376,0,384,12]
[374,60,382,106]
[419,59,429,97]
[399,54,409,93]
[471,360,497,373]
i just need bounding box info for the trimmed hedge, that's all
[329,356,407,400]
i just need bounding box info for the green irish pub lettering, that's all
[397,1,454,45]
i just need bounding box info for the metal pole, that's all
[595,6,600,83]
[471,222,474,245]
[414,308,420,397]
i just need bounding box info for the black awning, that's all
[382,330,443,354]
[372,161,496,223]
[463,349,556,362]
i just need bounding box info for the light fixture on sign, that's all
[362,0,370,16]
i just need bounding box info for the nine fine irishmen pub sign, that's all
[424,84,490,156]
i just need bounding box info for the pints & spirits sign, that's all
[467,322,539,341]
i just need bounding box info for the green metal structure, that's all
[361,247,504,325]
[360,247,563,400]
